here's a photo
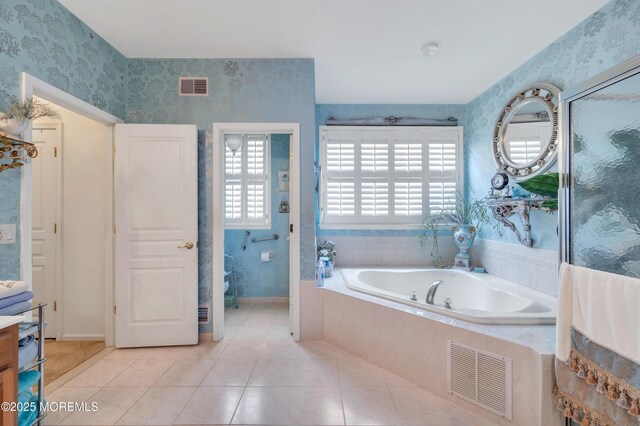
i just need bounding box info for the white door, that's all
[31,125,61,337]
[114,124,198,348]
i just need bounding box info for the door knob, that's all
[178,242,194,249]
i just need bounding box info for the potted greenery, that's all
[419,192,490,267]
[516,172,559,209]
[0,98,60,137]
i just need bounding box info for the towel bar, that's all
[251,234,279,243]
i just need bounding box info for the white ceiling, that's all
[58,0,609,104]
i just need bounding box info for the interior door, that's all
[31,125,60,337]
[114,124,198,348]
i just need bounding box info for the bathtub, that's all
[340,268,557,325]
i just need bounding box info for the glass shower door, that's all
[564,64,640,278]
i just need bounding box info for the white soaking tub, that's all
[340,268,557,325]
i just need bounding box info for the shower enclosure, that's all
[560,55,640,278]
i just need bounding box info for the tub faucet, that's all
[426,280,443,304]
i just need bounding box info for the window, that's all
[224,134,270,228]
[319,127,462,228]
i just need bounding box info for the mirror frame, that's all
[492,83,561,181]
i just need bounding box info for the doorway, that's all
[31,99,110,383]
[20,74,122,381]
[31,98,109,342]
[212,123,301,342]
[223,133,291,339]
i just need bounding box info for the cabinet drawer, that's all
[0,331,13,370]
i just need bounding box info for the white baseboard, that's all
[60,334,106,341]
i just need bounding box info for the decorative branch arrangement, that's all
[0,132,38,172]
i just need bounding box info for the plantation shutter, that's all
[225,145,243,223]
[427,131,459,215]
[323,132,357,224]
[321,127,462,227]
[360,139,390,222]
[224,134,270,227]
[245,136,266,224]
[393,138,424,221]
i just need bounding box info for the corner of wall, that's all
[300,279,324,340]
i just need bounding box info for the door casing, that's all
[212,123,301,342]
[20,73,122,345]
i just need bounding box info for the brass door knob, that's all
[178,242,194,249]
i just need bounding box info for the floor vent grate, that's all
[447,340,512,420]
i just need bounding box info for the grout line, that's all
[172,385,199,425]
[335,357,349,426]
[228,357,258,425]
[111,384,150,425]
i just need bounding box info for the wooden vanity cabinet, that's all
[0,324,18,426]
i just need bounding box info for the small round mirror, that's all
[493,84,560,180]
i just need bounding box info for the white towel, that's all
[556,263,640,364]
[0,281,28,298]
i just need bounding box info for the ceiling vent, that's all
[447,340,512,420]
[179,77,208,96]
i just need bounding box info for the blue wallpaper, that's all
[2,0,639,308]
[465,0,640,250]
[315,104,466,238]
[224,134,291,298]
[0,0,127,280]
[126,59,316,332]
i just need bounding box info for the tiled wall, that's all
[320,234,559,296]
[318,235,457,268]
[323,288,561,426]
[0,0,127,279]
[472,239,559,297]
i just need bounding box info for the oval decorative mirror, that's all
[492,84,561,180]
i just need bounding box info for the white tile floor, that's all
[45,303,496,425]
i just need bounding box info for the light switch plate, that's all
[0,224,17,244]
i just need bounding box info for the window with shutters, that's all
[224,134,271,228]
[319,127,462,228]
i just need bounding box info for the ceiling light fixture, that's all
[225,133,243,156]
[420,41,440,56]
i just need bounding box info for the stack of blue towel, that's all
[0,281,38,369]
[17,370,42,426]
[17,322,39,370]
[0,281,32,315]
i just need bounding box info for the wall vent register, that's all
[447,339,512,420]
[319,126,463,228]
[198,306,209,324]
[179,77,208,96]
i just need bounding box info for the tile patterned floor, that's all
[45,303,497,425]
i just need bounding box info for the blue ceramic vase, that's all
[452,224,476,261]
